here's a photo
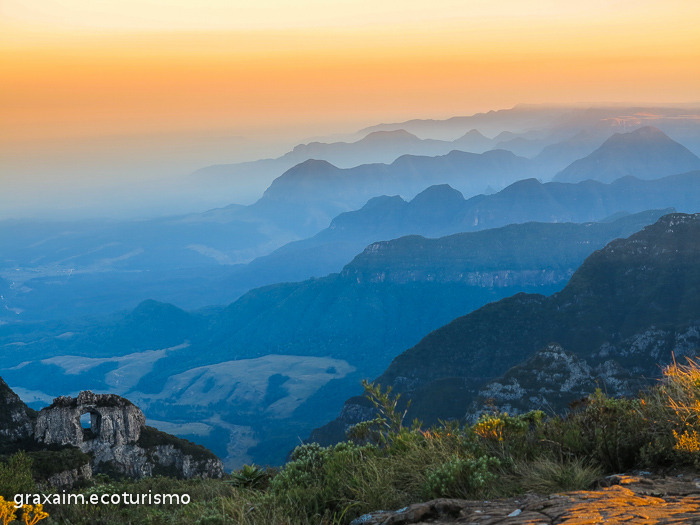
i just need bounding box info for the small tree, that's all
[0,451,36,500]
[347,380,417,445]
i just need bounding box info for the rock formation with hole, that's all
[33,390,224,479]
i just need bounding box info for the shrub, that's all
[0,451,36,500]
[269,441,379,521]
[545,391,648,472]
[473,410,545,461]
[640,356,700,467]
[514,456,602,494]
[424,455,500,499]
[226,464,270,490]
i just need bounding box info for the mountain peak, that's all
[263,159,341,195]
[456,129,488,140]
[628,125,666,137]
[360,129,420,142]
[361,194,406,210]
[607,125,670,144]
[554,127,700,184]
[410,184,464,206]
[290,158,339,170]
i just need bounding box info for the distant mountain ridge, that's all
[3,169,699,323]
[255,149,537,226]
[312,213,700,444]
[213,171,700,305]
[191,128,499,199]
[361,105,700,147]
[554,126,700,183]
[0,209,675,466]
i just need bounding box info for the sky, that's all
[2,0,700,217]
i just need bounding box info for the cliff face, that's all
[1,384,224,483]
[312,213,700,444]
[0,377,35,440]
[35,391,145,447]
[35,391,224,480]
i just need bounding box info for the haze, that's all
[2,0,699,218]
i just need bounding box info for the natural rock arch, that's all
[33,390,224,479]
[79,408,102,439]
[34,391,144,447]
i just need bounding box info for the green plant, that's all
[347,381,416,446]
[226,465,269,490]
[640,356,700,467]
[424,455,500,499]
[546,390,647,471]
[514,456,601,494]
[0,451,36,500]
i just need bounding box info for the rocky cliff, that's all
[312,213,700,444]
[0,377,35,441]
[1,385,224,483]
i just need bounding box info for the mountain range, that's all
[3,166,699,324]
[361,105,700,151]
[312,213,700,444]
[0,209,675,466]
[239,171,700,289]
[192,128,498,197]
[3,105,700,469]
[191,105,700,204]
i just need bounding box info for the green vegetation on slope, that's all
[11,358,700,525]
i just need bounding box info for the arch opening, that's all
[79,409,101,439]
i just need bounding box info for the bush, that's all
[0,451,36,499]
[640,357,700,467]
[269,441,379,521]
[28,446,90,479]
[227,464,270,490]
[544,391,648,472]
[424,455,500,499]
[514,456,602,494]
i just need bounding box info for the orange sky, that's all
[1,0,700,203]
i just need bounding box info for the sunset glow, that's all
[1,0,699,215]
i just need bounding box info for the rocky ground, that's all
[351,473,700,524]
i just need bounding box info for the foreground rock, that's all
[351,474,700,524]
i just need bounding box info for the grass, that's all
[3,357,700,524]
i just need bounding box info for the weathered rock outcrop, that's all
[34,391,224,480]
[350,474,700,524]
[46,463,93,489]
[0,377,36,440]
[35,391,144,447]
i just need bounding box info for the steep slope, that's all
[0,376,36,441]
[233,172,700,291]
[554,127,700,183]
[314,213,700,443]
[0,210,673,466]
[5,171,699,324]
